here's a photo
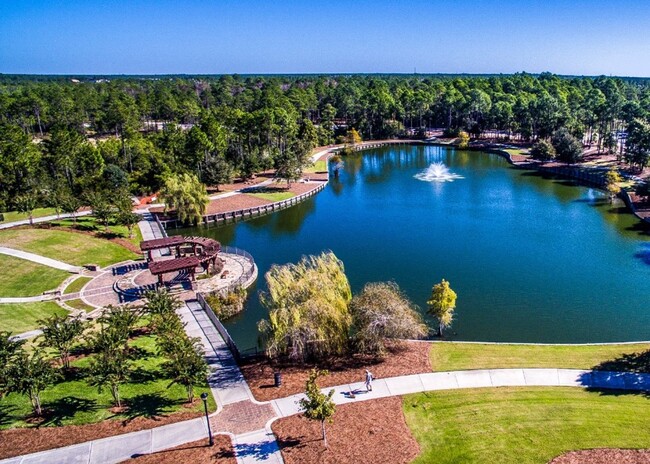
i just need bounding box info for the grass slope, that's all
[0,255,69,297]
[405,387,650,464]
[430,342,650,371]
[0,228,137,267]
[247,191,295,202]
[63,276,93,295]
[0,208,58,223]
[1,334,215,428]
[50,216,143,247]
[0,302,67,334]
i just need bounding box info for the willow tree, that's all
[350,281,428,356]
[258,251,352,361]
[160,173,209,225]
[427,279,457,337]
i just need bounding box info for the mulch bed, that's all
[205,194,271,215]
[272,396,419,464]
[125,436,236,464]
[550,449,650,463]
[0,411,202,460]
[240,341,431,402]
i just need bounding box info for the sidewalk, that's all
[0,211,93,230]
[0,246,82,273]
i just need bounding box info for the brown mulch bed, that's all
[286,181,326,195]
[550,449,650,464]
[205,194,271,215]
[272,396,419,464]
[0,412,202,460]
[240,341,431,402]
[125,436,236,464]
[213,170,276,192]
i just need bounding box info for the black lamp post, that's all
[200,392,213,446]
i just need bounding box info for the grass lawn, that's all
[430,342,650,372]
[0,228,138,268]
[63,276,93,295]
[0,255,69,297]
[1,334,216,428]
[404,387,650,464]
[0,208,58,223]
[303,160,328,173]
[0,302,68,334]
[247,191,295,202]
[50,216,143,247]
[502,147,530,157]
[64,299,96,313]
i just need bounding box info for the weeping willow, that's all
[258,251,352,361]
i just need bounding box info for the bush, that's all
[552,128,583,164]
[530,140,556,162]
[205,287,247,320]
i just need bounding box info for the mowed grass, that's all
[1,334,216,428]
[404,387,650,464]
[0,254,69,297]
[0,302,67,334]
[0,208,58,223]
[64,298,96,313]
[63,276,93,295]
[50,216,143,247]
[0,228,137,267]
[430,342,650,371]
[247,191,295,202]
[303,160,328,173]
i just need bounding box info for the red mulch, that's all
[272,396,419,464]
[286,182,326,195]
[550,449,650,464]
[240,341,431,402]
[205,195,271,215]
[213,170,276,192]
[0,412,202,460]
[125,436,236,464]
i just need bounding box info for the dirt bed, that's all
[272,396,419,464]
[205,194,271,215]
[0,412,201,459]
[240,341,431,402]
[126,436,236,463]
[550,449,650,464]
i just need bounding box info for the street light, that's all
[200,392,213,446]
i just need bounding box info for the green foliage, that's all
[160,173,209,225]
[529,139,556,162]
[350,281,428,356]
[205,287,247,320]
[604,167,623,201]
[625,118,650,170]
[298,369,336,447]
[258,251,352,361]
[552,128,583,164]
[38,314,85,370]
[0,332,24,397]
[457,131,470,149]
[160,336,208,403]
[427,279,457,337]
[8,351,61,416]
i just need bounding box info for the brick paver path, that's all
[212,400,276,435]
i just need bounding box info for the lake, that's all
[175,144,650,347]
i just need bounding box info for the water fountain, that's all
[414,162,464,182]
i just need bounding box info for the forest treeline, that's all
[1,73,650,213]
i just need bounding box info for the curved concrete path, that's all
[0,246,82,273]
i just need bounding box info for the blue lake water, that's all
[176,144,650,346]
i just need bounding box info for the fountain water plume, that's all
[414,162,464,182]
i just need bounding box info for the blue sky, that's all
[2,0,650,76]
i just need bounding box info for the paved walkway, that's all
[0,211,92,230]
[0,246,82,273]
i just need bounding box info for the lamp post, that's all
[200,392,213,446]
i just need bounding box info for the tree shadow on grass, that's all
[120,393,177,423]
[592,350,650,373]
[40,396,99,427]
[0,403,19,427]
[129,367,164,384]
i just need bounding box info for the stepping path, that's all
[0,246,82,273]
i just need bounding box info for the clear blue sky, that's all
[2,0,650,76]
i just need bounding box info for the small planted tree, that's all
[604,167,623,203]
[161,337,208,403]
[529,140,556,163]
[298,369,336,448]
[15,192,38,226]
[427,279,457,337]
[457,131,470,149]
[0,332,24,397]
[9,351,60,416]
[98,305,141,344]
[38,314,85,370]
[350,281,428,356]
[88,346,130,408]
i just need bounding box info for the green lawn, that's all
[1,334,216,428]
[430,342,650,372]
[0,208,58,223]
[247,191,295,202]
[405,387,650,464]
[0,302,68,334]
[63,276,93,295]
[64,298,96,313]
[303,160,328,173]
[0,255,69,297]
[50,216,143,247]
[0,228,138,267]
[502,147,530,157]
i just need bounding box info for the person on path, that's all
[365,369,373,392]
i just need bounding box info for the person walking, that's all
[364,369,373,392]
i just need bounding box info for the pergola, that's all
[140,236,223,285]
